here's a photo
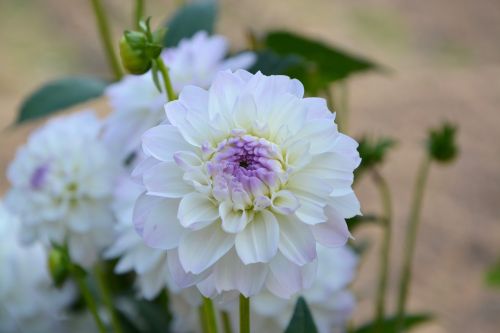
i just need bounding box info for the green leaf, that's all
[16,77,107,124]
[261,31,382,93]
[248,51,303,75]
[352,314,433,333]
[164,1,217,47]
[284,297,318,333]
[485,260,500,288]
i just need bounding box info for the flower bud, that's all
[356,136,396,174]
[427,123,458,163]
[119,34,151,74]
[48,247,70,288]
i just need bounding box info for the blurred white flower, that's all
[251,245,358,333]
[163,31,256,92]
[133,70,361,298]
[6,111,118,268]
[0,201,74,333]
[104,31,255,159]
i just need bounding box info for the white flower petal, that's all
[330,190,361,218]
[142,199,184,250]
[235,210,279,264]
[271,190,300,215]
[178,223,234,274]
[177,193,219,229]
[312,206,351,247]
[142,124,194,161]
[266,253,317,299]
[214,250,268,297]
[233,93,258,129]
[167,249,209,288]
[219,201,250,233]
[143,162,192,198]
[277,215,317,265]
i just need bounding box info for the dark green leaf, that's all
[16,77,107,124]
[164,1,217,47]
[284,297,318,333]
[248,51,303,75]
[352,314,433,333]
[485,260,500,288]
[347,214,379,231]
[260,31,382,93]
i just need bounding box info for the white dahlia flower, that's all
[251,245,358,333]
[6,112,118,268]
[0,201,74,333]
[104,31,255,159]
[134,70,361,298]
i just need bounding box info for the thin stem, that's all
[199,305,209,333]
[70,265,106,333]
[239,295,250,333]
[395,157,432,332]
[95,264,123,333]
[90,0,123,80]
[134,0,144,29]
[156,57,177,101]
[372,169,393,333]
[221,311,233,333]
[202,297,219,333]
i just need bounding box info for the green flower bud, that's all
[357,136,396,173]
[427,123,458,163]
[119,35,152,74]
[48,247,70,288]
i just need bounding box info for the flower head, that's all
[6,112,117,268]
[134,70,361,298]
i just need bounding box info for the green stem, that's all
[156,57,177,101]
[134,0,144,29]
[202,297,219,333]
[95,264,123,333]
[372,169,393,333]
[70,265,106,333]
[395,157,432,332]
[239,295,250,333]
[90,0,123,80]
[221,311,233,333]
[199,305,209,333]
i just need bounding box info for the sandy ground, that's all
[1,0,500,332]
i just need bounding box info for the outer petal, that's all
[178,223,234,274]
[142,124,194,161]
[266,253,317,299]
[143,162,192,198]
[312,206,351,247]
[277,215,317,265]
[177,193,219,229]
[142,199,185,250]
[330,190,361,218]
[214,250,268,297]
[235,210,279,264]
[167,249,209,288]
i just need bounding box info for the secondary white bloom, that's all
[103,31,255,159]
[6,112,117,268]
[134,70,361,298]
[0,201,74,333]
[163,31,256,92]
[251,246,358,333]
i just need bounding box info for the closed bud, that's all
[48,247,70,288]
[356,136,396,176]
[427,123,458,163]
[119,35,152,74]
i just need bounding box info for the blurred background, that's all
[1,0,499,332]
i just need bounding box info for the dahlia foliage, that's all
[2,1,456,332]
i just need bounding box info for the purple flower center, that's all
[30,164,50,190]
[208,135,284,202]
